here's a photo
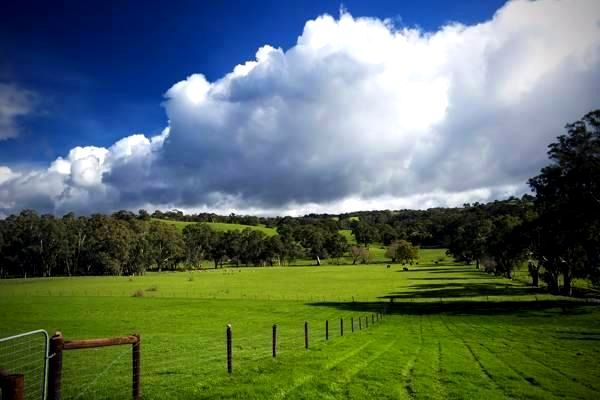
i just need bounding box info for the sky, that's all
[0,0,599,216]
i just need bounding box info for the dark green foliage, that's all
[528,110,600,294]
[386,239,419,264]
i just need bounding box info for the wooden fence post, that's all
[48,331,64,400]
[340,318,344,336]
[0,373,24,400]
[325,320,329,340]
[372,314,374,324]
[226,324,232,374]
[351,317,354,333]
[359,317,362,330]
[272,325,277,358]
[132,334,141,400]
[304,321,309,349]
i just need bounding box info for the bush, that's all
[132,289,144,297]
[146,285,159,292]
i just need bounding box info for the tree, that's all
[147,221,184,271]
[60,213,88,276]
[183,224,214,267]
[351,220,379,247]
[350,245,370,264]
[84,214,133,275]
[296,225,327,265]
[265,235,285,266]
[386,240,419,264]
[446,208,492,269]
[207,231,227,268]
[484,215,526,279]
[379,224,398,246]
[529,110,600,294]
[123,219,152,275]
[324,232,348,264]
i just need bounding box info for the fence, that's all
[1,311,384,399]
[224,312,383,374]
[0,330,49,400]
[44,332,140,400]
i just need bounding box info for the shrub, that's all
[132,289,144,297]
[146,285,159,292]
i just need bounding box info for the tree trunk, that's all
[547,272,560,294]
[476,258,480,270]
[531,270,539,287]
[562,273,573,296]
[315,256,321,266]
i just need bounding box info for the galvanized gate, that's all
[0,330,49,400]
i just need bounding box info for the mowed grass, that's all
[1,249,599,399]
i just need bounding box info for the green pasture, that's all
[1,249,599,399]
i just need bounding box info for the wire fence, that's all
[0,311,384,400]
[60,345,132,400]
[0,330,48,400]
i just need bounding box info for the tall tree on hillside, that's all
[208,231,228,268]
[183,223,214,267]
[379,224,398,246]
[325,232,349,264]
[83,215,133,275]
[264,235,285,266]
[447,211,493,269]
[351,220,379,247]
[60,213,89,276]
[296,225,327,265]
[529,110,600,294]
[147,221,185,272]
[485,215,526,279]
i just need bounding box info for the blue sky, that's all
[0,0,598,216]
[0,0,506,165]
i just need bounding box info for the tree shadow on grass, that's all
[307,299,598,316]
[409,277,498,281]
[380,282,544,300]
[400,267,476,273]
[307,275,599,316]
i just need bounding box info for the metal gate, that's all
[0,330,49,400]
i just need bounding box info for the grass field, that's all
[1,249,599,399]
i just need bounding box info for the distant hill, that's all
[152,218,277,236]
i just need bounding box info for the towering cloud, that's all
[1,0,599,216]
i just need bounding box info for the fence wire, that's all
[61,345,132,400]
[0,329,48,400]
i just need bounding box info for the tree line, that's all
[0,110,598,297]
[445,110,599,295]
[0,211,354,277]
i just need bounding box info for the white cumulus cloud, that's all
[0,0,599,216]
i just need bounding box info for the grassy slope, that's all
[153,218,277,236]
[154,219,359,246]
[1,249,599,399]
